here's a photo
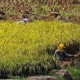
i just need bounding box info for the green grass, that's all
[0,21,80,78]
[66,67,80,80]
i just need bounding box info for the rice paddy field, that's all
[0,21,80,78]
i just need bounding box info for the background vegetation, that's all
[0,0,80,23]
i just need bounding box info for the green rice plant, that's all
[0,21,80,78]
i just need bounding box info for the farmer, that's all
[54,43,74,68]
[17,15,28,23]
[23,17,28,23]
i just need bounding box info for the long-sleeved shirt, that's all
[54,50,73,61]
[23,18,28,23]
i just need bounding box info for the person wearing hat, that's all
[54,44,74,68]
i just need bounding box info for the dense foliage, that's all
[0,21,80,78]
[0,0,80,23]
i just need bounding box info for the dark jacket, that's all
[54,50,73,61]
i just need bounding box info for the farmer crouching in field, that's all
[54,44,74,68]
[17,15,28,23]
